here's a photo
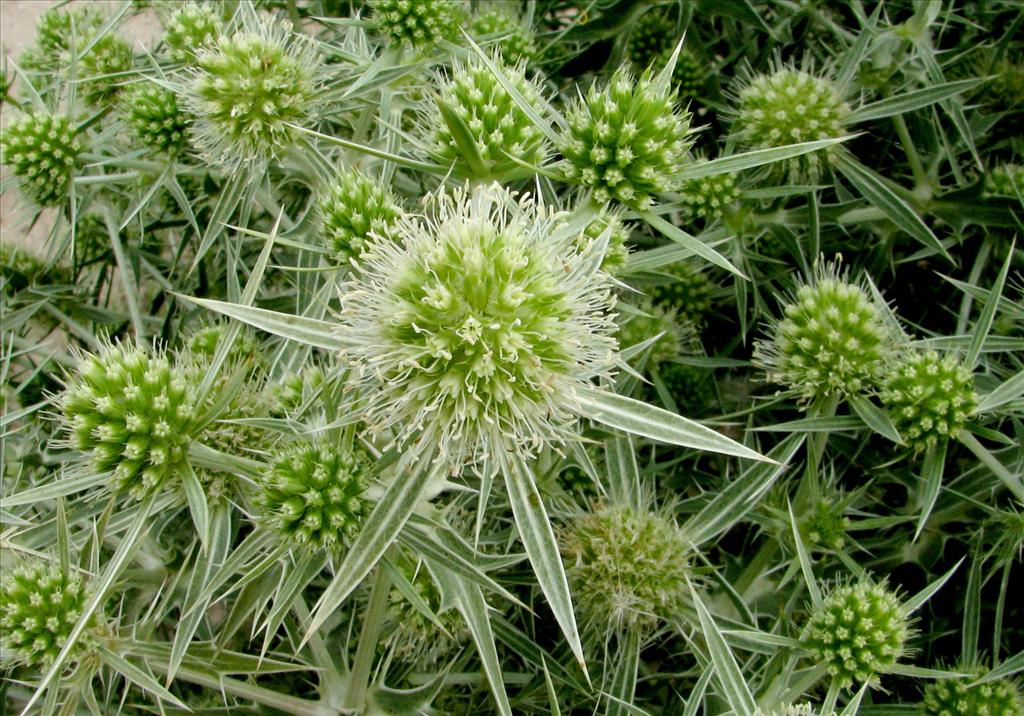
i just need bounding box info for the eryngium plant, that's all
[804,580,911,688]
[57,341,200,499]
[754,263,899,404]
[559,62,694,208]
[318,166,403,263]
[336,182,618,471]
[180,16,319,173]
[0,561,93,668]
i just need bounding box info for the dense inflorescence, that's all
[577,209,631,274]
[560,65,694,208]
[258,442,371,551]
[0,561,93,668]
[986,164,1023,196]
[921,671,1024,716]
[617,299,691,367]
[804,581,910,688]
[164,2,224,64]
[184,19,318,172]
[422,54,548,181]
[336,183,619,470]
[679,168,741,220]
[754,268,898,403]
[470,7,537,62]
[369,0,460,50]
[561,504,691,637]
[318,167,403,263]
[124,84,191,155]
[880,350,977,453]
[0,112,81,207]
[58,342,201,498]
[734,67,849,178]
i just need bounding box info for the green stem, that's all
[892,114,928,189]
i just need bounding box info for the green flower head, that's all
[164,2,224,64]
[921,669,1023,716]
[319,167,403,264]
[561,503,691,637]
[421,53,549,182]
[124,84,191,155]
[385,558,468,668]
[258,441,371,552]
[1,111,81,207]
[576,209,631,275]
[651,260,716,324]
[753,263,899,404]
[560,64,694,208]
[733,64,850,180]
[469,7,537,63]
[58,341,201,499]
[20,6,105,75]
[880,350,977,453]
[804,580,910,688]
[370,0,461,50]
[336,183,619,471]
[80,33,134,105]
[617,298,693,367]
[679,166,740,221]
[182,17,319,173]
[985,164,1023,197]
[0,561,93,668]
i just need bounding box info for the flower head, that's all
[57,341,201,498]
[385,558,468,668]
[20,6,105,75]
[318,167,403,263]
[163,2,224,64]
[986,164,1023,197]
[880,350,977,452]
[469,8,537,63]
[679,166,740,221]
[733,64,849,180]
[560,503,691,637]
[1,111,81,207]
[79,33,133,105]
[124,84,191,155]
[182,17,319,173]
[804,580,910,688]
[370,0,461,50]
[0,560,93,668]
[651,260,716,324]
[258,441,371,551]
[420,53,549,182]
[336,183,618,471]
[921,668,1023,716]
[560,64,694,208]
[753,263,899,404]
[617,298,693,367]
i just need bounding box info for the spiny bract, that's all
[576,209,631,274]
[560,64,694,209]
[163,2,224,64]
[734,67,849,179]
[319,167,403,263]
[124,84,191,155]
[469,8,537,63]
[921,671,1024,716]
[0,112,81,207]
[385,560,468,668]
[0,561,92,668]
[561,504,691,637]
[184,18,317,173]
[804,581,910,688]
[370,0,460,50]
[58,342,200,498]
[753,268,897,403]
[258,442,371,551]
[336,183,618,471]
[799,497,851,552]
[880,350,977,453]
[422,54,548,182]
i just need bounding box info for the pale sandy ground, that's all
[1,1,163,256]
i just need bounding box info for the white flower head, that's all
[337,182,619,472]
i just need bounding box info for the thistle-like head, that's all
[559,64,694,209]
[258,441,371,552]
[804,580,911,688]
[124,84,191,155]
[0,111,81,207]
[57,341,201,499]
[318,167,403,263]
[560,502,691,638]
[181,17,319,173]
[336,183,619,472]
[753,262,900,405]
[369,0,461,50]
